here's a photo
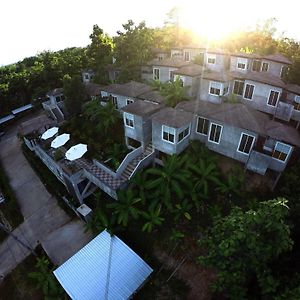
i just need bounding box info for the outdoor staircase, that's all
[120,143,153,181]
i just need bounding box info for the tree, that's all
[86,25,113,83]
[108,190,142,226]
[146,155,191,211]
[199,198,293,299]
[63,74,87,116]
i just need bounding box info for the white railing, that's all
[115,147,143,177]
[129,150,155,180]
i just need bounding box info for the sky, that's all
[1,0,300,66]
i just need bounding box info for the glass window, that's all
[237,58,247,70]
[294,95,300,111]
[238,133,255,154]
[252,60,262,71]
[153,68,160,80]
[169,70,174,81]
[262,62,269,72]
[124,113,134,128]
[196,117,209,135]
[244,84,254,100]
[111,96,118,108]
[209,123,222,144]
[209,81,222,96]
[162,125,175,143]
[207,54,216,64]
[178,126,190,142]
[184,51,190,62]
[272,142,292,162]
[233,80,245,96]
[268,90,280,106]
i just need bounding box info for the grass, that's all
[0,161,23,242]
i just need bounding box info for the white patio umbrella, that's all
[51,133,70,149]
[65,144,87,161]
[41,127,59,140]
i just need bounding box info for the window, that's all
[209,123,222,144]
[111,96,118,108]
[169,70,174,82]
[223,85,229,95]
[272,142,292,162]
[243,84,254,100]
[196,117,209,135]
[178,126,190,142]
[294,95,300,111]
[262,62,269,72]
[85,74,89,80]
[237,133,255,154]
[162,125,175,143]
[268,90,280,106]
[209,81,222,96]
[124,113,134,128]
[126,99,134,105]
[184,51,190,62]
[281,66,289,79]
[207,54,216,64]
[252,60,262,72]
[153,68,160,80]
[233,80,245,96]
[237,58,247,70]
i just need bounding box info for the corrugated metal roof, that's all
[53,230,153,300]
[0,114,15,125]
[12,104,33,115]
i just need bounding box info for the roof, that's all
[101,81,152,98]
[148,58,190,68]
[177,100,269,135]
[264,121,300,147]
[139,90,165,104]
[53,230,153,300]
[174,64,204,77]
[12,103,33,115]
[263,53,291,65]
[151,107,194,128]
[202,70,232,82]
[230,71,286,88]
[230,52,261,59]
[206,48,228,55]
[122,100,162,117]
[47,88,64,97]
[177,100,300,147]
[0,114,15,125]
[84,82,104,97]
[18,114,55,136]
[285,83,300,95]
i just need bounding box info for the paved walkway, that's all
[0,116,92,278]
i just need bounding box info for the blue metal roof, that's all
[11,103,33,115]
[0,114,15,125]
[53,230,153,300]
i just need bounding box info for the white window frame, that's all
[267,90,280,107]
[196,116,210,135]
[126,99,134,105]
[209,81,223,96]
[184,51,190,62]
[153,68,160,80]
[178,125,190,143]
[272,141,292,163]
[233,80,245,96]
[207,54,216,64]
[223,83,230,96]
[162,125,176,144]
[237,57,248,70]
[123,112,134,128]
[237,133,255,155]
[243,83,255,100]
[261,61,269,72]
[208,123,223,144]
[111,95,118,108]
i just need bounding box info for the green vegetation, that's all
[0,161,23,241]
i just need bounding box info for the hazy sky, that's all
[1,0,299,66]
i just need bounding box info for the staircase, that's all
[120,144,153,180]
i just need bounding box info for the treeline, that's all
[1,17,300,116]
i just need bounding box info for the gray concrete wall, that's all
[152,122,190,155]
[204,53,229,72]
[153,66,178,83]
[229,56,249,73]
[123,114,144,143]
[183,48,205,62]
[190,116,258,164]
[198,79,222,103]
[266,61,284,77]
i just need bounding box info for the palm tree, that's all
[99,101,120,134]
[130,171,148,203]
[108,190,142,226]
[173,199,193,222]
[189,158,221,198]
[145,155,191,211]
[142,203,165,233]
